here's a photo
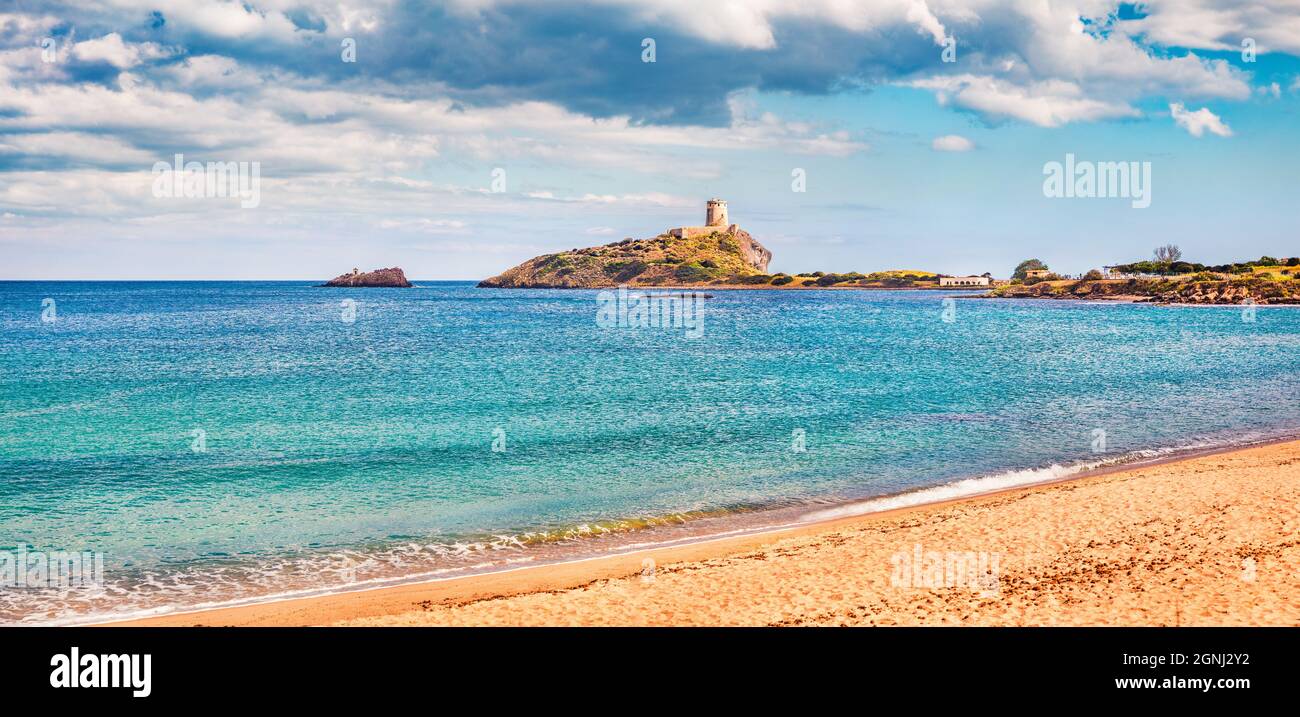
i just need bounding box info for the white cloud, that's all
[1122,0,1300,56]
[489,0,949,50]
[911,75,1139,127]
[377,218,468,233]
[892,1,1251,127]
[585,226,617,235]
[1257,82,1281,99]
[163,55,253,89]
[931,134,974,151]
[72,33,173,68]
[526,192,694,207]
[0,131,156,164]
[1169,102,1233,137]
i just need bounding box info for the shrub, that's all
[1111,260,1207,276]
[771,275,794,286]
[815,272,866,286]
[880,275,915,287]
[1082,269,1104,281]
[737,274,773,285]
[1012,259,1047,280]
[674,262,717,283]
[541,255,574,274]
[606,260,648,282]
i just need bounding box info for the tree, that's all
[1153,244,1182,263]
[1083,269,1104,280]
[1012,259,1047,280]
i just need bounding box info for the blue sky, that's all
[1,0,1297,279]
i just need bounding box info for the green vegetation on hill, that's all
[1109,254,1298,277]
[991,270,1300,304]
[478,228,774,288]
[1012,259,1048,280]
[479,228,962,289]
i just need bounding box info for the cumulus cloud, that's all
[931,134,974,151]
[600,0,950,49]
[1258,82,1281,99]
[1169,102,1233,137]
[72,33,173,68]
[1123,0,1300,56]
[0,0,1287,250]
[911,75,1140,127]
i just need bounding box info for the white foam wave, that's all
[798,438,1247,523]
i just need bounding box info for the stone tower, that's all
[705,198,728,227]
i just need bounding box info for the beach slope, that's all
[111,440,1300,627]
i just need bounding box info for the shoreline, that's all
[102,435,1300,627]
[476,283,987,291]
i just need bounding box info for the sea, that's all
[2,280,1298,623]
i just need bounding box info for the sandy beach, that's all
[110,439,1300,627]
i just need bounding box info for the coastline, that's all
[104,437,1300,627]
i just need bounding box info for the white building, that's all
[939,276,991,287]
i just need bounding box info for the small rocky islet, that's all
[320,267,413,287]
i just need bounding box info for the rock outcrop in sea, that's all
[321,267,413,287]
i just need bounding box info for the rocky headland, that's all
[478,227,774,288]
[986,275,1300,305]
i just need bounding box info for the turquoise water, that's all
[2,281,1299,623]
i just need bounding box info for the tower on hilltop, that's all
[705,198,728,227]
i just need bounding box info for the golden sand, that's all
[110,440,1300,627]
